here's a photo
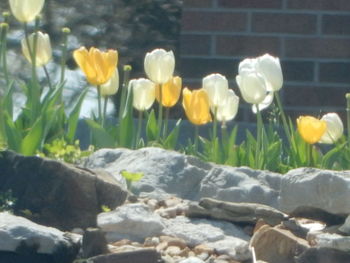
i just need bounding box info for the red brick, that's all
[284,85,348,108]
[283,61,314,82]
[319,62,350,83]
[216,36,281,57]
[184,0,212,8]
[218,0,282,9]
[287,0,350,11]
[285,38,350,59]
[179,58,238,78]
[322,15,350,35]
[181,11,247,32]
[180,34,211,55]
[252,13,317,34]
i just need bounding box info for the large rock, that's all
[83,148,281,207]
[187,197,288,226]
[86,249,163,263]
[0,150,128,230]
[0,212,80,263]
[279,168,350,215]
[98,203,165,243]
[296,247,350,263]
[250,225,309,263]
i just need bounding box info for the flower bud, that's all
[318,113,344,144]
[203,73,229,109]
[21,31,52,67]
[144,48,175,84]
[9,0,45,23]
[131,78,156,111]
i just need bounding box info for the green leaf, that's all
[3,112,22,151]
[121,170,144,182]
[20,117,43,155]
[163,118,181,149]
[66,87,89,143]
[118,84,134,148]
[85,119,115,149]
[146,109,158,142]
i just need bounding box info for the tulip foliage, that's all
[0,2,350,172]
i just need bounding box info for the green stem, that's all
[157,84,163,141]
[0,23,9,86]
[118,66,131,122]
[194,125,199,153]
[163,107,169,139]
[135,110,143,149]
[212,107,218,140]
[346,93,350,146]
[43,65,53,90]
[97,85,102,125]
[102,96,108,128]
[255,105,264,169]
[274,92,292,141]
[60,28,70,85]
[221,121,228,158]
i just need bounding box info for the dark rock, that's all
[290,206,346,226]
[86,249,163,263]
[82,228,109,258]
[0,150,128,230]
[296,247,350,263]
[186,197,288,226]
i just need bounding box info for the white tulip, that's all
[215,89,239,122]
[100,69,119,97]
[256,53,283,91]
[238,57,258,75]
[203,73,229,109]
[144,49,175,84]
[10,0,45,23]
[21,31,52,67]
[131,78,156,111]
[252,91,274,114]
[318,113,344,144]
[236,71,267,105]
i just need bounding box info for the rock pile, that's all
[1,147,350,263]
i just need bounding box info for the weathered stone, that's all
[179,257,206,263]
[82,228,109,258]
[339,214,350,234]
[296,247,350,263]
[86,248,162,263]
[308,232,350,252]
[83,148,282,207]
[0,150,128,230]
[279,168,350,215]
[97,203,165,243]
[250,225,309,263]
[187,198,287,226]
[289,206,345,226]
[0,212,80,263]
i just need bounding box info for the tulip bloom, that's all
[256,54,283,92]
[203,73,229,109]
[144,49,175,84]
[100,69,119,97]
[9,0,45,23]
[131,78,156,111]
[318,113,344,144]
[297,116,327,144]
[155,76,182,107]
[182,88,212,125]
[236,71,267,105]
[21,31,52,67]
[73,47,118,86]
[215,89,239,123]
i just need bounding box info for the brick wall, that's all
[179,0,350,122]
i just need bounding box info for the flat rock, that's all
[279,168,350,215]
[187,198,287,226]
[250,225,309,263]
[0,212,80,263]
[83,148,281,207]
[296,247,350,263]
[0,150,128,230]
[308,232,350,252]
[97,203,165,243]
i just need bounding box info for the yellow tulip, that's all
[155,76,182,107]
[73,47,118,86]
[297,116,327,144]
[182,88,212,126]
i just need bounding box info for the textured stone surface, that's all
[279,168,350,214]
[187,198,287,226]
[0,212,80,263]
[296,247,350,263]
[308,232,350,252]
[98,203,165,242]
[83,148,282,207]
[0,150,128,230]
[250,225,309,263]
